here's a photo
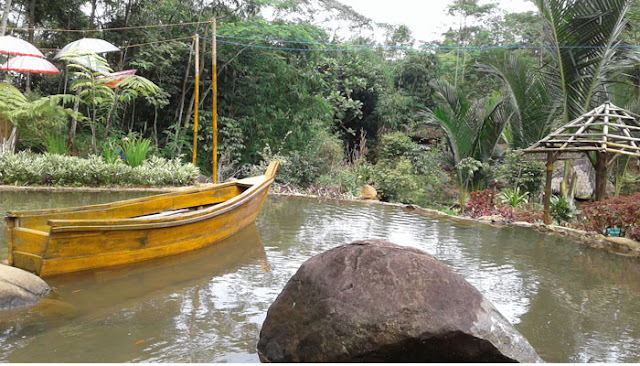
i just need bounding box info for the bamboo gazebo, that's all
[522,101,640,224]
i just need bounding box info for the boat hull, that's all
[6,162,278,277]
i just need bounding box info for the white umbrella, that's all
[0,35,44,57]
[55,38,120,92]
[54,38,120,59]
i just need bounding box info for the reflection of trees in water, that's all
[1,224,268,363]
[516,241,640,362]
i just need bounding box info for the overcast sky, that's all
[337,0,538,43]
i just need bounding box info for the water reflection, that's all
[1,224,267,363]
[1,193,640,362]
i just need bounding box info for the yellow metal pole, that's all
[212,19,218,183]
[192,34,200,166]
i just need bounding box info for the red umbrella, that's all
[0,35,44,57]
[0,55,59,74]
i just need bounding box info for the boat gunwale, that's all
[5,180,243,218]
[45,175,273,232]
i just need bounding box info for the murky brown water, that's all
[1,192,640,362]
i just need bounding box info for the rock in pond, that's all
[0,264,51,310]
[359,184,378,200]
[257,239,543,363]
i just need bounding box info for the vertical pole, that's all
[543,152,555,225]
[192,34,199,166]
[595,151,607,201]
[212,19,218,183]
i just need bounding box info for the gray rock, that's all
[0,264,51,310]
[257,239,543,363]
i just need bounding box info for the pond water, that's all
[1,192,640,362]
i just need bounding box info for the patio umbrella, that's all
[0,55,59,74]
[54,38,120,93]
[54,38,120,59]
[0,35,44,57]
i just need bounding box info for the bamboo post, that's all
[212,19,218,183]
[595,150,607,201]
[543,152,556,225]
[192,34,200,166]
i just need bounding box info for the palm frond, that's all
[536,0,633,122]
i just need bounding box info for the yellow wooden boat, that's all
[5,162,278,277]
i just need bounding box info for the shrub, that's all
[122,136,151,167]
[550,195,580,224]
[495,152,545,197]
[573,193,640,240]
[465,189,514,220]
[373,158,422,203]
[0,151,198,187]
[44,134,69,155]
[500,187,529,208]
[334,158,375,197]
[376,132,415,161]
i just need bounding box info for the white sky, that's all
[338,0,538,43]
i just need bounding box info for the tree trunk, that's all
[595,151,607,201]
[89,0,97,28]
[153,105,158,147]
[68,88,81,152]
[1,0,13,36]
[26,0,35,93]
[543,152,556,224]
[173,40,195,153]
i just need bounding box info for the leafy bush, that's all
[102,139,121,164]
[371,132,452,206]
[465,189,514,220]
[550,195,580,224]
[495,152,545,197]
[122,135,151,167]
[500,187,529,208]
[573,193,640,240]
[373,158,422,203]
[44,134,69,155]
[376,131,415,161]
[0,151,198,187]
[333,158,375,197]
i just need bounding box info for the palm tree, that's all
[428,79,506,166]
[476,54,560,149]
[482,0,633,141]
[537,0,633,123]
[427,79,508,200]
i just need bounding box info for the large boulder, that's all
[257,240,542,363]
[0,264,51,310]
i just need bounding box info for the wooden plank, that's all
[11,251,43,275]
[11,227,48,256]
[131,208,190,220]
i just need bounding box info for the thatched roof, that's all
[523,101,640,158]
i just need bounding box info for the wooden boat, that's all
[5,162,278,277]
